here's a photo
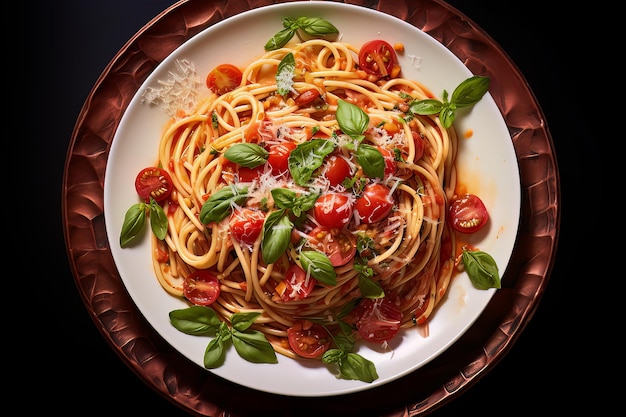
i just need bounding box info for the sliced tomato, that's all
[134,167,173,203]
[353,297,402,343]
[206,63,243,95]
[354,183,394,224]
[237,166,264,182]
[229,207,265,246]
[307,226,356,266]
[377,146,397,177]
[358,40,400,78]
[183,270,221,306]
[287,320,331,358]
[323,154,352,187]
[448,193,489,234]
[314,193,353,229]
[267,141,297,175]
[279,264,316,302]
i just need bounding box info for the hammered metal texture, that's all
[62,0,559,415]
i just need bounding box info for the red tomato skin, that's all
[353,297,402,343]
[281,265,316,302]
[229,208,265,246]
[267,142,297,175]
[237,166,264,182]
[314,193,353,229]
[354,183,394,224]
[377,146,397,177]
[358,40,399,78]
[206,64,243,95]
[287,320,331,359]
[134,167,173,203]
[294,88,321,106]
[323,154,352,187]
[307,226,357,266]
[183,270,221,306]
[448,193,489,234]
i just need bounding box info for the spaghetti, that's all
[149,38,459,359]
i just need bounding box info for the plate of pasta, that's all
[104,1,520,397]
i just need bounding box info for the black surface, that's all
[36,0,597,415]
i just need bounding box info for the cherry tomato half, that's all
[287,320,331,359]
[354,183,394,224]
[377,146,397,177]
[229,207,265,246]
[294,88,321,106]
[267,141,297,175]
[183,270,221,306]
[353,297,402,343]
[314,193,353,229]
[307,226,357,267]
[280,264,316,302]
[358,40,400,78]
[448,193,489,234]
[206,64,243,95]
[134,167,173,203]
[323,154,352,187]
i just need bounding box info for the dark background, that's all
[35,0,597,415]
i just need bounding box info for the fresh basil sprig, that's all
[265,17,339,51]
[321,323,378,382]
[336,99,369,141]
[288,139,336,186]
[271,188,319,217]
[354,258,384,298]
[199,185,248,224]
[224,143,268,168]
[276,52,296,96]
[119,197,167,247]
[461,249,501,289]
[169,306,277,368]
[409,75,490,128]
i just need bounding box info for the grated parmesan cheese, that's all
[141,59,202,118]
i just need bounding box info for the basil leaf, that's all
[276,52,296,96]
[451,75,490,108]
[203,335,226,368]
[439,105,457,129]
[224,143,268,168]
[265,27,296,50]
[169,305,222,336]
[298,17,339,36]
[461,250,501,290]
[355,144,385,179]
[120,202,147,247]
[232,329,278,363]
[336,99,369,140]
[321,349,378,382]
[271,188,319,217]
[199,185,248,224]
[149,198,168,240]
[231,311,262,332]
[300,250,337,286]
[409,99,443,115]
[261,209,293,264]
[288,139,336,186]
[358,275,384,298]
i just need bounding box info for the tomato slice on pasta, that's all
[358,40,400,78]
[307,226,356,267]
[205,63,243,95]
[352,297,402,343]
[287,320,331,359]
[183,270,221,306]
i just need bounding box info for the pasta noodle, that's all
[149,38,459,359]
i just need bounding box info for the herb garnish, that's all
[410,75,490,128]
[264,17,339,51]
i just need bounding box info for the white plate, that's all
[104,1,520,397]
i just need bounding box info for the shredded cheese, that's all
[141,59,202,118]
